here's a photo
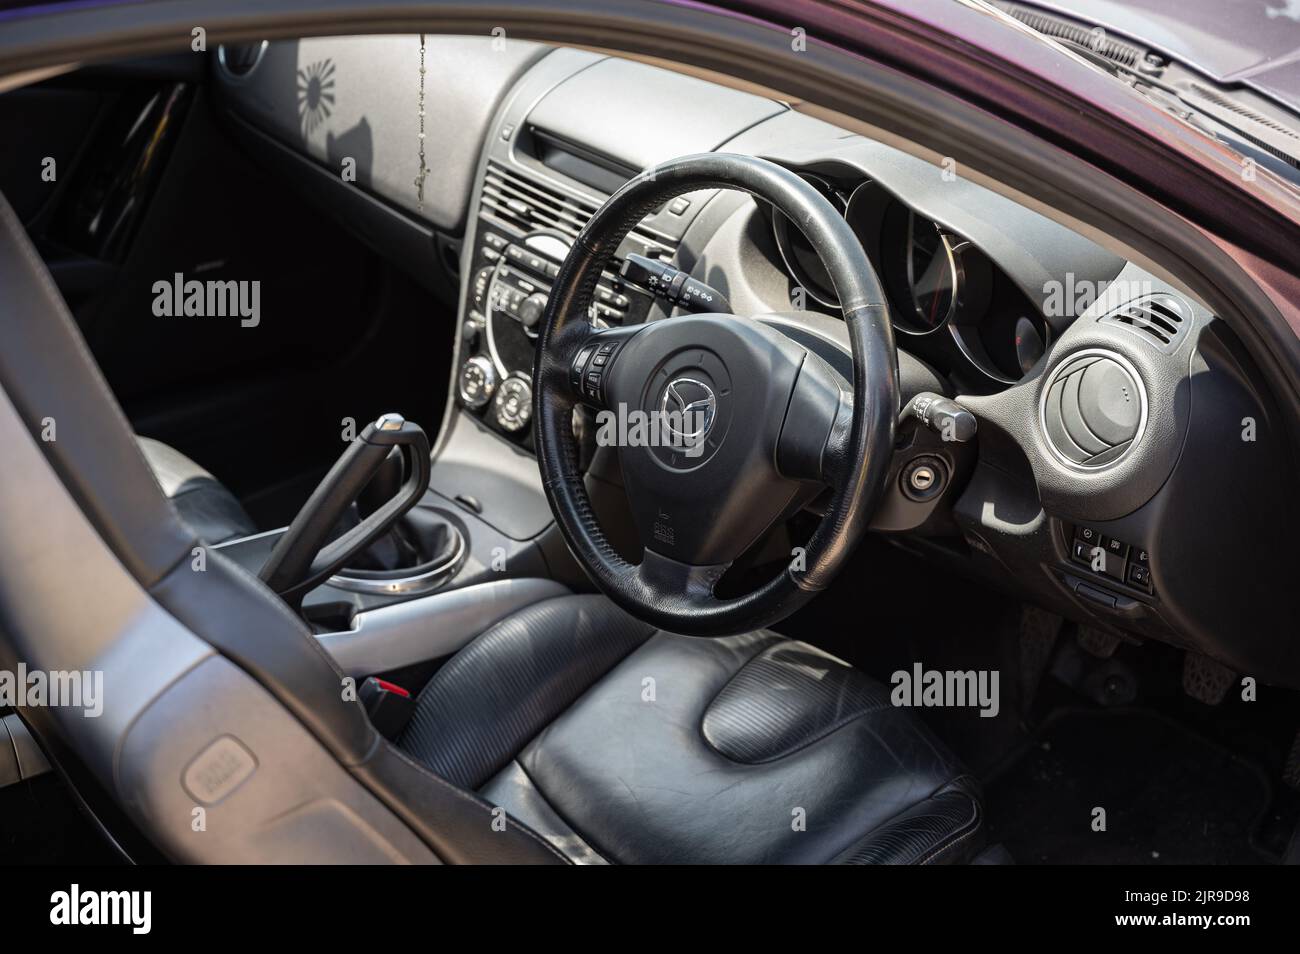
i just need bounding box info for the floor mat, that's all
[985,707,1275,864]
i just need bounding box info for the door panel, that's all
[1,56,456,526]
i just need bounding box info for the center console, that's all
[451,49,784,446]
[456,161,679,443]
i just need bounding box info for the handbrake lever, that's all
[259,413,431,607]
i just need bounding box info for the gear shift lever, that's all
[355,447,421,567]
[357,447,405,521]
[260,413,430,607]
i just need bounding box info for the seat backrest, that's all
[0,193,562,864]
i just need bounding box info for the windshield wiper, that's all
[991,1,1300,182]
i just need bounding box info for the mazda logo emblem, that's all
[660,377,717,444]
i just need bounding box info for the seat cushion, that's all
[399,595,656,790]
[401,593,982,864]
[136,436,256,545]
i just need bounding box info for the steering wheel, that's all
[533,154,898,636]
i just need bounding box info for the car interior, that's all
[1,31,1298,866]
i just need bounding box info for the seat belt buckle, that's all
[359,677,416,740]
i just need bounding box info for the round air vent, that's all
[1040,349,1145,468]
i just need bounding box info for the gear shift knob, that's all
[259,413,430,607]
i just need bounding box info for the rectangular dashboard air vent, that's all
[480,160,677,258]
[1099,293,1191,353]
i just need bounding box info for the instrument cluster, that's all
[769,173,1052,387]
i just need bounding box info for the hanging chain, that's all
[415,33,428,212]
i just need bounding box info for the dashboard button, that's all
[1127,563,1151,588]
[458,356,497,410]
[1075,525,1099,546]
[1099,549,1126,581]
[493,377,533,432]
[1101,535,1129,557]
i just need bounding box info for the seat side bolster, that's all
[0,195,194,586]
[831,781,984,865]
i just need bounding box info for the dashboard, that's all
[214,37,1300,686]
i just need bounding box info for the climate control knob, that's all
[494,376,533,433]
[518,293,548,331]
[458,355,497,409]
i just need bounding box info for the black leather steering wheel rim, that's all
[533,153,898,636]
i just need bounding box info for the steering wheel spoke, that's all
[776,349,851,486]
[635,548,732,608]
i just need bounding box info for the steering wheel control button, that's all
[1041,350,1146,469]
[458,356,498,409]
[571,345,596,389]
[493,376,533,432]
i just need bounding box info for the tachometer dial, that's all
[881,202,961,334]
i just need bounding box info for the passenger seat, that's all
[136,436,256,545]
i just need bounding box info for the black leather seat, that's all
[398,594,983,864]
[136,436,256,545]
